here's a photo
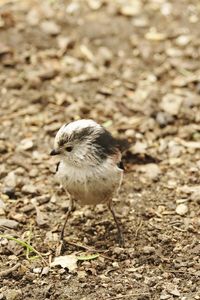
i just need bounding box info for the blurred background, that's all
[0,0,200,299]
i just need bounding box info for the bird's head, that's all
[50,119,118,168]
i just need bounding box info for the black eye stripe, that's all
[66,146,73,152]
[93,129,118,159]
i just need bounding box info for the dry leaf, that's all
[50,255,78,272]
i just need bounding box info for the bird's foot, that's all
[56,239,67,256]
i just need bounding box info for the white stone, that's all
[176,204,188,216]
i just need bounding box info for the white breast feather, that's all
[56,158,123,205]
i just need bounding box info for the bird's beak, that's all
[50,149,60,156]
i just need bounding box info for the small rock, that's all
[3,187,15,198]
[119,1,141,16]
[166,47,182,57]
[97,47,113,66]
[20,204,34,213]
[40,20,61,35]
[41,266,50,275]
[125,129,135,138]
[175,204,188,216]
[161,2,172,16]
[39,69,58,80]
[29,168,39,177]
[15,167,25,175]
[0,141,7,154]
[5,78,24,89]
[28,76,42,88]
[66,2,80,14]
[5,289,22,300]
[112,261,119,268]
[57,36,74,52]
[113,247,124,255]
[0,218,19,229]
[168,141,183,158]
[191,192,200,204]
[0,208,5,216]
[145,29,166,41]
[131,141,147,154]
[132,16,148,28]
[0,293,4,300]
[142,164,161,180]
[178,185,200,194]
[33,267,41,274]
[10,213,25,223]
[4,172,17,188]
[160,293,171,299]
[0,164,7,178]
[77,270,87,281]
[167,180,177,189]
[160,94,183,116]
[99,274,110,282]
[0,199,6,209]
[22,184,38,195]
[142,246,156,254]
[26,9,40,26]
[156,112,174,127]
[166,283,181,297]
[175,35,191,47]
[87,0,102,10]
[17,138,34,151]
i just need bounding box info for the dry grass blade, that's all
[0,234,48,265]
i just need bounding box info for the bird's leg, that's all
[60,196,75,241]
[108,202,124,247]
[56,197,75,256]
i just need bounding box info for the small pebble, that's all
[5,78,24,89]
[113,247,124,255]
[175,35,191,46]
[17,138,34,151]
[4,172,17,188]
[191,192,200,204]
[40,21,61,35]
[0,293,4,300]
[27,75,41,88]
[22,184,38,195]
[156,112,174,127]
[0,219,19,229]
[39,69,58,80]
[0,199,6,209]
[160,94,183,116]
[120,2,141,16]
[5,289,22,300]
[0,208,5,215]
[3,187,16,198]
[112,261,119,268]
[41,266,50,276]
[142,246,156,254]
[33,267,41,274]
[175,204,188,216]
[141,164,161,180]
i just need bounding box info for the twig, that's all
[172,226,186,232]
[63,240,113,261]
[164,269,200,277]
[105,292,150,300]
[135,220,143,238]
[0,263,21,277]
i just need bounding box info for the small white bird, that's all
[50,119,124,245]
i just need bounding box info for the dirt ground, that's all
[0,0,200,299]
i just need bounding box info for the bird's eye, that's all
[65,146,73,152]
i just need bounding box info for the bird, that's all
[50,119,124,246]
